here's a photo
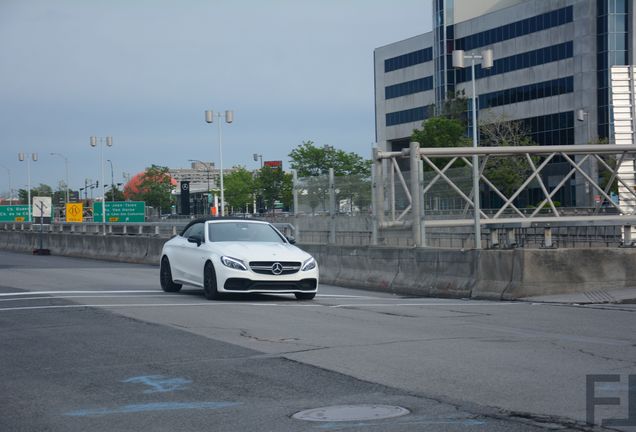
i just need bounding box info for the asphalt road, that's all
[0,250,635,432]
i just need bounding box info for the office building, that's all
[374,0,632,206]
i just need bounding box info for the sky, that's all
[0,0,432,196]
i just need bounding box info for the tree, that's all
[105,186,125,202]
[256,166,292,213]
[411,116,470,149]
[288,140,371,177]
[18,183,53,204]
[289,141,370,214]
[223,166,254,213]
[411,116,471,171]
[127,165,174,212]
[479,114,538,198]
[439,89,469,122]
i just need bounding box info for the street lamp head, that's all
[452,50,465,68]
[481,49,494,69]
[225,110,234,124]
[205,110,214,123]
[90,136,97,147]
[106,136,113,147]
[18,152,25,162]
[31,153,38,162]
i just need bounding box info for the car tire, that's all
[160,257,182,292]
[203,262,221,300]
[295,292,316,300]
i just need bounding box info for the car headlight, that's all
[301,257,316,271]
[221,256,247,271]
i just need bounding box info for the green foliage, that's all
[288,140,371,177]
[223,166,255,212]
[411,117,470,171]
[256,165,292,212]
[411,116,470,149]
[130,165,174,212]
[18,184,53,204]
[105,186,125,202]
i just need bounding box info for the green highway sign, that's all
[93,201,145,223]
[0,205,30,222]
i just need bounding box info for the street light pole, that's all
[205,110,233,217]
[452,48,493,249]
[18,152,38,222]
[106,159,115,202]
[50,152,69,203]
[90,136,113,233]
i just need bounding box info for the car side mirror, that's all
[187,236,202,247]
[286,235,296,245]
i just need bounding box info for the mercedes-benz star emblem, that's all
[271,262,283,275]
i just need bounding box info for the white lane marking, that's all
[0,290,158,297]
[0,295,175,302]
[0,301,530,312]
[0,294,358,303]
[0,303,289,312]
[0,291,375,299]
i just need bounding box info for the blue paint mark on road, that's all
[315,417,486,430]
[122,375,192,393]
[65,401,241,417]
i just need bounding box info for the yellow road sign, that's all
[66,203,83,223]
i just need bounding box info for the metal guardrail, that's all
[3,218,635,250]
[0,221,298,241]
[372,143,636,248]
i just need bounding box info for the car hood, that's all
[209,242,312,263]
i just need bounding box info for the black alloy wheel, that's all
[160,257,182,292]
[203,262,221,300]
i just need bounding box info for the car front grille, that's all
[249,261,301,275]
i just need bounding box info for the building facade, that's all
[374,0,633,207]
[170,161,239,216]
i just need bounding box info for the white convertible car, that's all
[160,218,318,300]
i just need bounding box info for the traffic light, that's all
[95,181,99,187]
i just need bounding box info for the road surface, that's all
[0,250,634,431]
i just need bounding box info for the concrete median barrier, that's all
[2,231,636,299]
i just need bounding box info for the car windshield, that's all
[208,222,285,243]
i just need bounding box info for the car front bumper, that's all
[216,266,319,294]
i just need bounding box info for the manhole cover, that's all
[292,404,410,422]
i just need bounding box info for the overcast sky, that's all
[0,0,432,195]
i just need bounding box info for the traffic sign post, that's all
[92,201,145,223]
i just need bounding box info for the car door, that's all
[166,234,189,281]
[180,222,207,286]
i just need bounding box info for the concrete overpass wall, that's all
[2,231,635,300]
